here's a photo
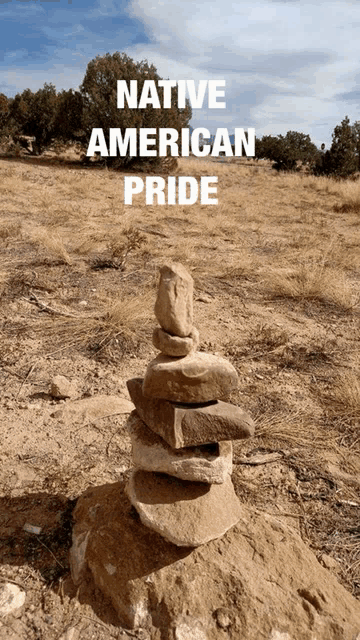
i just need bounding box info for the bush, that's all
[256,131,318,172]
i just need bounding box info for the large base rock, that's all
[70,481,360,639]
[128,411,232,483]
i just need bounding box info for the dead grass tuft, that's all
[255,410,338,450]
[36,292,152,356]
[268,261,356,310]
[0,271,7,295]
[0,222,22,241]
[322,371,360,420]
[333,181,360,213]
[29,228,72,265]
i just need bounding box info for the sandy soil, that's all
[0,152,359,639]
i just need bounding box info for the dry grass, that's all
[322,371,360,420]
[34,291,153,356]
[268,262,356,309]
[0,152,359,605]
[333,180,360,213]
[0,270,7,295]
[0,221,22,241]
[255,410,338,450]
[29,227,72,265]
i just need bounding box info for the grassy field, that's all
[0,152,359,638]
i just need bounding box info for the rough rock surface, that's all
[0,583,26,616]
[152,326,199,357]
[126,469,241,546]
[70,481,360,639]
[154,263,193,337]
[127,378,254,448]
[142,352,238,403]
[128,411,232,483]
[50,375,77,399]
[50,395,134,423]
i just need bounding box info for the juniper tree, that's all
[313,116,358,178]
[80,52,192,169]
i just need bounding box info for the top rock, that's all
[154,263,193,337]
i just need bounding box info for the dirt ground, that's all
[0,151,359,639]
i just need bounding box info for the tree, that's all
[312,116,358,178]
[0,93,10,133]
[351,120,360,171]
[9,84,59,154]
[328,116,358,177]
[80,52,192,169]
[53,89,84,143]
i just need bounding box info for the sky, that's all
[1,0,360,148]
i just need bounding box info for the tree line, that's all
[0,49,359,178]
[0,51,192,170]
[255,117,360,178]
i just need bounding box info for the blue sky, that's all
[1,0,360,148]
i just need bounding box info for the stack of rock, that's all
[126,263,255,547]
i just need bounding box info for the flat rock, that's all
[154,263,193,338]
[142,352,238,403]
[152,327,199,357]
[70,480,360,638]
[50,395,134,423]
[127,378,254,448]
[128,411,232,483]
[126,469,242,547]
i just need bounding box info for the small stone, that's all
[152,327,199,357]
[59,626,80,640]
[154,263,193,337]
[196,294,212,303]
[0,583,26,616]
[320,554,342,573]
[269,632,293,640]
[126,469,243,547]
[142,352,238,403]
[127,378,254,448]
[174,616,208,640]
[114,464,128,474]
[50,375,77,399]
[128,411,232,483]
[214,608,232,629]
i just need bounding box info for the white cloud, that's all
[2,0,359,145]
[123,0,360,145]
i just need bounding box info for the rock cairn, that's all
[126,263,255,547]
